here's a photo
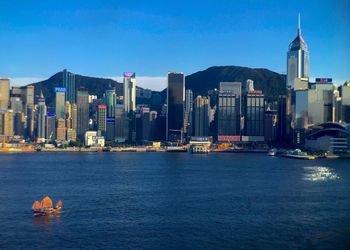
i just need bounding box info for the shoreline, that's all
[1,147,350,159]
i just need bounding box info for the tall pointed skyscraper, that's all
[286,14,309,89]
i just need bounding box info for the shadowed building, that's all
[193,96,210,137]
[166,72,185,142]
[77,89,89,139]
[63,69,76,104]
[37,92,47,140]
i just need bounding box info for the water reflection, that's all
[32,213,61,228]
[303,166,339,182]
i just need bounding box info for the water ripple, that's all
[303,166,340,182]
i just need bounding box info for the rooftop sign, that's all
[124,72,135,78]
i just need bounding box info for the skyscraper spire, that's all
[297,13,301,36]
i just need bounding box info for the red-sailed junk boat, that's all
[32,196,62,216]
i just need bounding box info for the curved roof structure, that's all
[308,122,350,140]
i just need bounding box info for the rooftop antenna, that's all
[297,13,301,36]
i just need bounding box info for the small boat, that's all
[166,146,187,153]
[32,196,62,216]
[267,148,278,156]
[282,149,316,160]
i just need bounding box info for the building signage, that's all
[218,135,241,142]
[315,78,332,83]
[54,87,66,92]
[124,72,135,78]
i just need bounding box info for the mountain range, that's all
[28,66,286,109]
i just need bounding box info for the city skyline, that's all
[1,1,349,89]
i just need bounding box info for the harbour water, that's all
[0,153,349,249]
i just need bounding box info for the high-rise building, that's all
[286,15,311,146]
[287,15,309,89]
[0,78,10,109]
[140,107,151,142]
[308,79,334,126]
[217,92,239,142]
[55,88,66,120]
[123,72,136,113]
[20,85,34,110]
[105,89,117,118]
[65,101,77,142]
[106,117,115,142]
[184,89,193,136]
[341,84,350,123]
[264,107,278,144]
[217,82,242,142]
[13,113,23,136]
[149,111,158,141]
[115,105,129,143]
[193,96,210,137]
[220,82,242,116]
[37,92,47,140]
[97,105,107,136]
[63,69,76,104]
[244,90,265,137]
[0,111,2,136]
[66,102,72,129]
[10,96,22,114]
[2,110,14,141]
[166,72,185,142]
[277,95,287,144]
[72,103,78,131]
[46,112,56,141]
[56,118,66,141]
[77,89,89,138]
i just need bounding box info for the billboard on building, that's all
[54,87,66,92]
[218,135,241,142]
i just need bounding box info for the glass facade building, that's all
[217,92,239,139]
[77,90,89,138]
[55,88,66,120]
[63,69,76,104]
[123,72,136,113]
[37,93,47,139]
[193,96,210,137]
[105,89,117,118]
[245,92,265,136]
[287,15,309,89]
[166,72,185,141]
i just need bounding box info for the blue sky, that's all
[0,0,349,90]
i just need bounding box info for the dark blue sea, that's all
[0,152,349,249]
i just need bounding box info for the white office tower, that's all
[123,72,136,113]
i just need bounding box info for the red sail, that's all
[32,201,41,210]
[56,200,62,208]
[41,196,53,208]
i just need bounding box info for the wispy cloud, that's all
[109,76,166,91]
[9,77,46,86]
